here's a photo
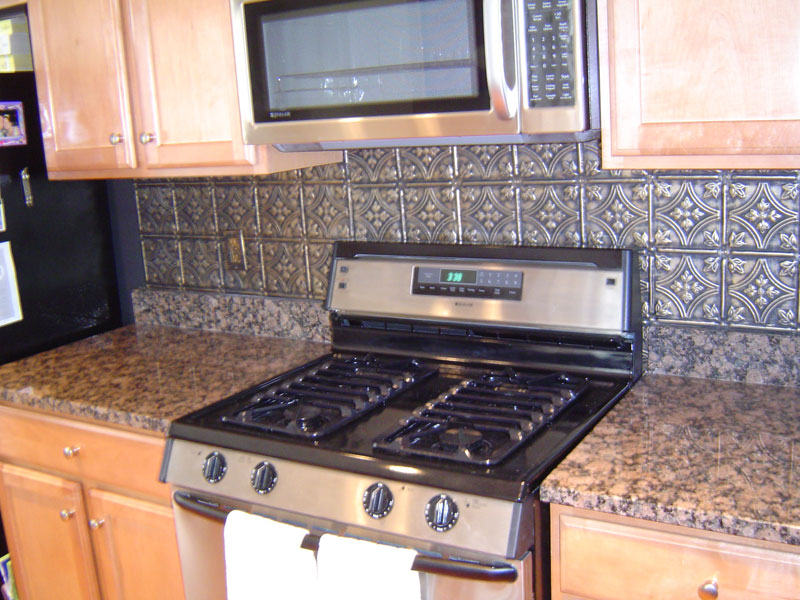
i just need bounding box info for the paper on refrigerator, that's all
[0,242,22,327]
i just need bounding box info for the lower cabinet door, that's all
[87,488,186,600]
[0,463,101,600]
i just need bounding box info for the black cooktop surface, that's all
[168,352,632,502]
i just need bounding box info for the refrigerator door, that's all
[0,69,121,365]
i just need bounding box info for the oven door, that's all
[171,489,533,600]
[230,0,520,146]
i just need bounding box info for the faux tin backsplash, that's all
[135,140,800,333]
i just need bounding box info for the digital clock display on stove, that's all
[439,269,477,284]
[413,266,523,300]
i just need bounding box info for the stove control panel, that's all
[412,266,523,301]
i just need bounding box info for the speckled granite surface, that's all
[646,326,800,387]
[132,288,331,343]
[0,325,329,432]
[541,374,800,546]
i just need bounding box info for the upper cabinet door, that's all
[123,0,257,169]
[599,0,800,169]
[27,0,137,171]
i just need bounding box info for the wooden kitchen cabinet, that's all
[0,464,101,600]
[0,405,185,600]
[550,504,800,600]
[25,0,339,179]
[598,0,800,169]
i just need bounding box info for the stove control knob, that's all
[202,451,227,484]
[363,483,393,519]
[251,461,278,494]
[425,494,459,532]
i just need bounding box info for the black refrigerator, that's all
[0,70,121,366]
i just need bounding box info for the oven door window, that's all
[244,0,489,122]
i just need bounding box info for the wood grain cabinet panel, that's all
[26,0,136,172]
[0,405,169,501]
[26,0,340,178]
[0,405,185,599]
[599,0,800,168]
[0,464,101,600]
[88,489,185,600]
[550,504,800,600]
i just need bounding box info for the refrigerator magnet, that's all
[0,101,26,147]
[0,241,22,327]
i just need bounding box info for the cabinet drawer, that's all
[552,505,800,600]
[0,405,169,501]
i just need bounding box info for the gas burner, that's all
[373,371,589,465]
[220,354,437,439]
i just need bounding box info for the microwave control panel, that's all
[526,0,575,107]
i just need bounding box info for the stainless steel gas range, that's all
[161,242,642,600]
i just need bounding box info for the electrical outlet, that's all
[223,230,246,271]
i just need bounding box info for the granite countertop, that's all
[541,374,800,547]
[0,325,329,432]
[2,326,797,547]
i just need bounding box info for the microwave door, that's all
[233,0,521,146]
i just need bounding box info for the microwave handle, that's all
[484,0,519,120]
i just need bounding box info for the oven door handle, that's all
[173,491,518,583]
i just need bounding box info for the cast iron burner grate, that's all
[220,354,437,439]
[373,371,589,466]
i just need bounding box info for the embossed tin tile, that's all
[398,146,454,182]
[725,254,797,329]
[517,143,579,179]
[134,140,800,337]
[222,239,264,293]
[652,177,723,249]
[308,242,334,300]
[141,237,181,287]
[651,253,723,324]
[215,183,258,236]
[403,185,459,244]
[459,185,517,245]
[303,183,351,239]
[518,184,581,247]
[347,148,398,183]
[726,178,799,251]
[136,182,176,235]
[180,238,222,290]
[351,186,403,242]
[584,181,649,249]
[300,161,346,183]
[174,182,216,235]
[257,182,304,239]
[262,242,308,297]
[456,145,514,181]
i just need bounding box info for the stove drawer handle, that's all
[172,491,518,583]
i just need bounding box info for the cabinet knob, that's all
[109,132,123,145]
[697,578,718,600]
[62,446,80,458]
[88,518,105,530]
[59,509,75,521]
[139,132,156,144]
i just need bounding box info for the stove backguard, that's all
[327,242,642,380]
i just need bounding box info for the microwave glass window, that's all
[252,0,484,117]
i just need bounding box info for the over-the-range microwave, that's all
[230,0,599,151]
